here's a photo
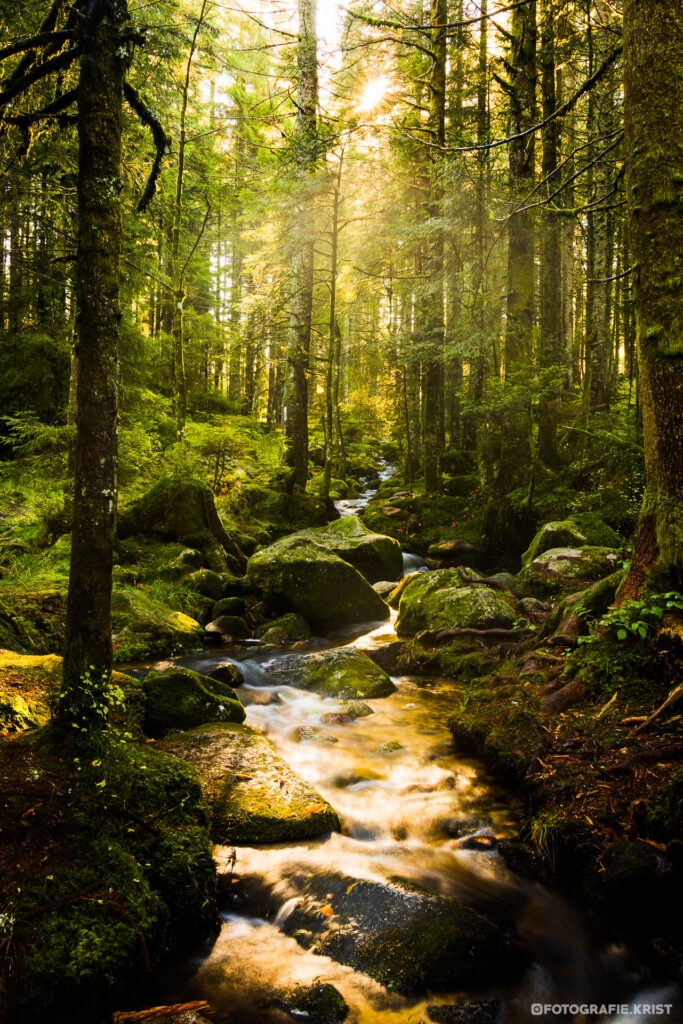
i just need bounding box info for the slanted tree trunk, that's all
[282,0,318,490]
[619,0,683,599]
[58,1,126,731]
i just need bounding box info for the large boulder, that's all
[275,868,524,995]
[517,546,620,600]
[521,520,588,566]
[291,516,403,583]
[395,570,516,637]
[268,647,396,698]
[111,588,204,661]
[118,476,242,566]
[0,651,61,731]
[255,612,311,645]
[142,667,245,737]
[246,536,390,630]
[159,722,340,843]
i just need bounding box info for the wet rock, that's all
[247,536,390,630]
[320,712,355,725]
[426,1000,502,1024]
[277,983,348,1023]
[396,571,516,637]
[111,588,204,661]
[377,740,403,753]
[497,839,546,881]
[373,580,398,599]
[521,520,588,566]
[486,572,517,591]
[278,869,524,995]
[255,612,311,644]
[290,515,403,583]
[367,641,405,673]
[295,725,338,743]
[516,546,620,600]
[435,815,493,839]
[387,572,422,609]
[204,614,250,643]
[159,722,340,843]
[211,595,246,617]
[142,666,245,737]
[343,700,374,718]
[208,662,244,688]
[269,648,396,699]
[0,651,61,731]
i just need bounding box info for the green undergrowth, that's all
[5,730,217,1024]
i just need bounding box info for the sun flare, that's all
[357,75,391,112]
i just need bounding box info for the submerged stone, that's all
[247,536,390,630]
[269,647,396,699]
[255,612,311,644]
[159,722,340,843]
[277,983,348,1023]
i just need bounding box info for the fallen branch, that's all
[605,741,683,774]
[631,683,683,735]
[113,1002,217,1022]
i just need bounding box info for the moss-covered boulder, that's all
[0,651,62,731]
[270,647,396,698]
[291,516,403,583]
[255,612,311,644]
[159,722,339,843]
[426,538,482,570]
[395,571,516,637]
[362,493,483,556]
[186,568,224,601]
[278,869,524,995]
[118,477,241,566]
[111,588,204,662]
[521,520,588,566]
[246,536,389,630]
[211,596,246,617]
[142,667,245,737]
[516,546,621,600]
[204,614,250,642]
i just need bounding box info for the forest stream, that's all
[144,612,679,1024]
[118,488,681,1024]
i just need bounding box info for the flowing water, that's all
[147,611,681,1024]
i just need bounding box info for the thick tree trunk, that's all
[58,3,126,731]
[282,0,318,490]
[619,0,683,598]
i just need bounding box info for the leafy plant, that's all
[578,591,683,645]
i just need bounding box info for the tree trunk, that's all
[619,0,683,598]
[282,0,318,490]
[58,1,126,731]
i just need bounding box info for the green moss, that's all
[521,520,588,567]
[273,647,396,698]
[647,768,683,841]
[111,588,204,662]
[255,611,311,643]
[291,516,403,583]
[396,571,516,636]
[13,736,217,1023]
[142,667,245,737]
[279,983,348,1023]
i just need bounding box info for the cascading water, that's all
[143,614,681,1024]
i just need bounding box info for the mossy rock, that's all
[186,568,224,601]
[280,870,524,995]
[270,647,396,698]
[516,547,621,600]
[395,571,516,637]
[521,520,588,567]
[14,737,217,1023]
[111,588,204,662]
[247,536,389,631]
[540,570,625,639]
[142,667,245,737]
[158,722,340,844]
[0,651,62,731]
[176,548,205,570]
[204,615,250,642]
[571,512,622,549]
[361,494,482,556]
[442,473,479,498]
[211,596,246,617]
[401,641,499,681]
[291,516,403,583]
[118,476,240,563]
[255,612,311,644]
[278,983,348,1022]
[387,572,422,609]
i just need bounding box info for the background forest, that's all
[0,0,645,547]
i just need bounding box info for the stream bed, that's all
[142,609,681,1024]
